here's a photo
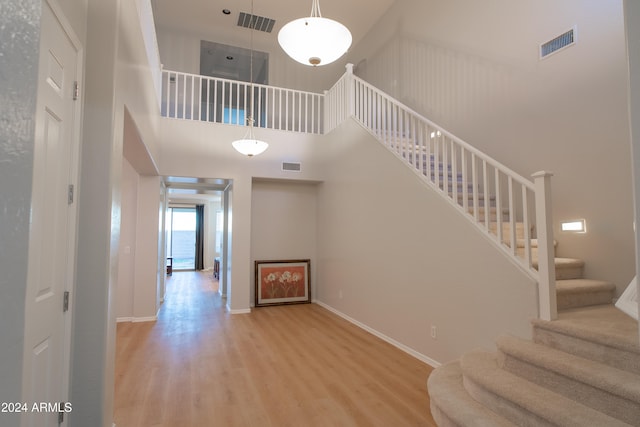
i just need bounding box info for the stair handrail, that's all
[327,64,557,320]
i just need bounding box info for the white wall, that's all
[117,158,138,320]
[71,0,161,425]
[206,199,222,269]
[251,180,318,305]
[117,159,161,322]
[347,0,635,294]
[134,175,162,320]
[316,120,539,364]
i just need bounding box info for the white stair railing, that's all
[161,70,324,134]
[326,65,557,321]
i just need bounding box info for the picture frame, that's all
[255,259,311,307]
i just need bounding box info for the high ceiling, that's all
[151,0,395,55]
[153,0,396,195]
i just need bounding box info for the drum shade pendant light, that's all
[278,0,352,66]
[232,0,269,156]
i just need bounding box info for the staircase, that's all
[428,303,640,426]
[382,129,640,426]
[322,66,640,425]
[424,158,639,425]
[416,140,640,425]
[370,116,639,427]
[426,221,640,425]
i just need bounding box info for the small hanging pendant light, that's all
[232,117,269,156]
[231,0,269,156]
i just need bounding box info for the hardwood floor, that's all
[114,271,437,426]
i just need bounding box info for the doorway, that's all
[167,207,197,270]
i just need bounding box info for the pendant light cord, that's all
[310,0,322,17]
[248,0,255,128]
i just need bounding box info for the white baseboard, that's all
[132,316,158,323]
[226,303,251,314]
[314,301,441,368]
[116,315,157,323]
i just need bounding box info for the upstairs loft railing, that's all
[161,70,324,134]
[161,66,557,321]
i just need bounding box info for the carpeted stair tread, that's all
[427,361,516,427]
[532,257,584,280]
[496,335,640,424]
[532,257,583,267]
[556,279,616,309]
[460,350,632,427]
[532,305,640,374]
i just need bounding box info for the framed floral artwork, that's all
[255,259,311,307]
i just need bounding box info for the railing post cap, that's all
[532,170,554,178]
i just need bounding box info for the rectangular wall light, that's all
[561,219,586,233]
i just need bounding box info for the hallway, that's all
[114,271,436,426]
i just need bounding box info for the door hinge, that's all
[73,81,79,101]
[63,291,70,313]
[68,184,74,205]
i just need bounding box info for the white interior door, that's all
[21,1,81,426]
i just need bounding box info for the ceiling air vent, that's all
[540,27,576,59]
[282,162,301,172]
[237,12,275,33]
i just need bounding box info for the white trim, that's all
[226,304,251,314]
[132,316,158,323]
[116,316,158,323]
[616,276,639,320]
[314,301,441,368]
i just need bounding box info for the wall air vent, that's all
[282,162,301,172]
[238,12,275,33]
[540,27,576,59]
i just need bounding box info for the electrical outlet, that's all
[430,325,437,339]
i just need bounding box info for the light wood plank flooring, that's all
[114,271,437,426]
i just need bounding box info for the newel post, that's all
[533,171,557,321]
[345,63,355,118]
